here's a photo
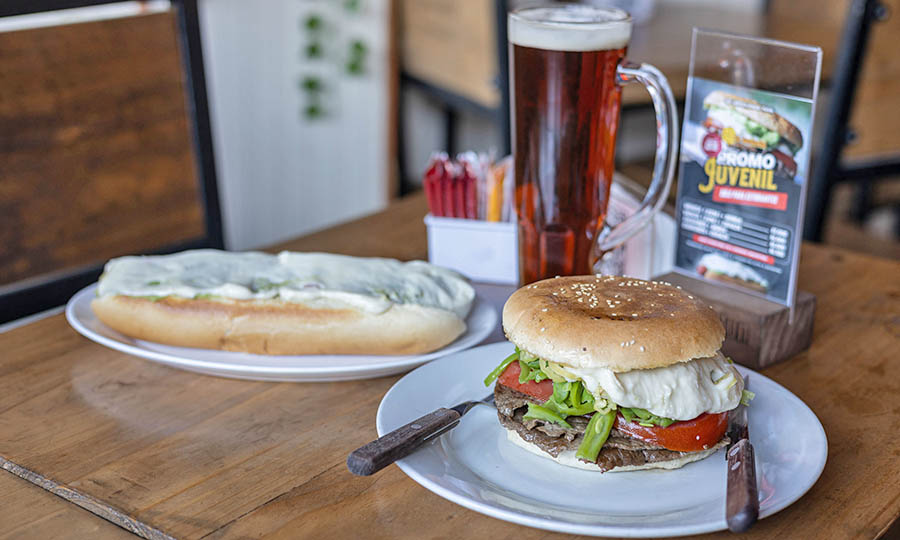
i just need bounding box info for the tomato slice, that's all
[614,411,728,452]
[497,360,553,402]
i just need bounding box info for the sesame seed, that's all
[542,308,548,312]
[632,313,638,317]
[540,327,546,332]
[640,346,645,352]
[670,313,675,316]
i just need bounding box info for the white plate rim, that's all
[65,283,498,380]
[376,341,828,537]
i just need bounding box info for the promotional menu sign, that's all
[673,31,821,308]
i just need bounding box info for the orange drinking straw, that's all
[487,164,504,222]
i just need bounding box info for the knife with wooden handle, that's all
[726,375,758,532]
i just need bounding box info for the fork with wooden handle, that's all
[347,393,495,476]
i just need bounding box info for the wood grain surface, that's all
[0,193,898,540]
[0,11,205,288]
[0,470,134,540]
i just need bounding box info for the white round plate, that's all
[65,283,497,382]
[376,342,828,537]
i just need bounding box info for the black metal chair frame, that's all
[0,0,223,324]
[803,0,900,242]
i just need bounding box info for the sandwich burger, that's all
[484,275,752,472]
[702,90,803,179]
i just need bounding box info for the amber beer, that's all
[513,44,626,283]
[510,6,652,284]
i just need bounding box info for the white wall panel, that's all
[199,0,390,250]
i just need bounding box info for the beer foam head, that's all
[509,5,632,52]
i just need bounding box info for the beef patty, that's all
[494,383,727,473]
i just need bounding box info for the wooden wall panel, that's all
[0,11,205,288]
[400,0,499,108]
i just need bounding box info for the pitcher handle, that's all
[593,61,679,257]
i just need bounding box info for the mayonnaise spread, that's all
[97,250,475,318]
[566,352,743,420]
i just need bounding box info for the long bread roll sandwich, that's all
[91,250,475,355]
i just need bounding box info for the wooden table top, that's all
[1,192,898,540]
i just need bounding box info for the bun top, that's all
[703,90,803,149]
[503,276,725,372]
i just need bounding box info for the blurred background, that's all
[1,0,898,321]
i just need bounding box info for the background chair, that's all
[0,0,223,324]
[803,0,900,243]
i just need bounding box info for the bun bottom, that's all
[505,429,724,472]
[91,295,466,355]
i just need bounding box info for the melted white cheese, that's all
[96,250,475,318]
[566,352,743,420]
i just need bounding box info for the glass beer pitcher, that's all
[509,4,678,284]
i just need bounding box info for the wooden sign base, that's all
[653,272,815,370]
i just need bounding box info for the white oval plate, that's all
[65,283,497,382]
[376,342,827,537]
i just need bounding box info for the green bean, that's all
[482,350,519,386]
[523,404,572,429]
[576,410,616,462]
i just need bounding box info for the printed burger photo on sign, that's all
[674,78,813,305]
[700,90,803,183]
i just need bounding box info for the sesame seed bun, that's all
[502,276,725,372]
